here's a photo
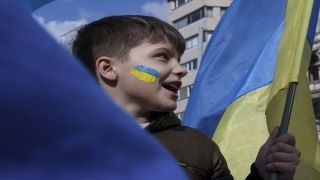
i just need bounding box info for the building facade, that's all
[166,0,232,119]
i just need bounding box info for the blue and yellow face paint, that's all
[129,65,160,83]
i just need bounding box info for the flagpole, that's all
[269,82,297,180]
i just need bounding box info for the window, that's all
[176,112,184,120]
[309,67,320,81]
[203,31,213,42]
[185,35,198,49]
[181,59,197,72]
[206,7,213,17]
[174,16,188,29]
[179,87,188,99]
[174,6,214,29]
[221,7,228,17]
[190,8,202,22]
[308,53,320,82]
[178,85,193,100]
[185,31,212,50]
[173,0,192,9]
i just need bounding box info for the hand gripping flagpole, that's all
[269,82,298,180]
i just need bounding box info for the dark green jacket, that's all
[146,112,233,180]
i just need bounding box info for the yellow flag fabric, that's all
[214,1,320,179]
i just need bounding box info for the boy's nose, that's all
[173,63,188,78]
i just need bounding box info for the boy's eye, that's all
[157,53,168,60]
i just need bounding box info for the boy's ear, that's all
[96,56,117,81]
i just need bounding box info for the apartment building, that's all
[166,0,232,120]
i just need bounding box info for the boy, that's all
[72,15,300,180]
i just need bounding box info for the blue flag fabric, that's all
[0,0,188,179]
[183,0,288,137]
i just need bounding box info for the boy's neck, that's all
[98,80,151,124]
[113,98,151,124]
[125,107,151,124]
[135,116,150,124]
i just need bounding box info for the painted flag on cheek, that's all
[183,0,320,179]
[129,65,160,83]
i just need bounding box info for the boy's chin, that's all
[152,101,177,112]
[161,104,177,112]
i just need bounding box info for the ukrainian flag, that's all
[183,0,320,179]
[130,65,160,83]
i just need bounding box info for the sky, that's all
[33,0,168,43]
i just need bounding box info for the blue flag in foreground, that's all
[183,0,320,179]
[0,0,188,179]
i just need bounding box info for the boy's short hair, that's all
[72,15,186,74]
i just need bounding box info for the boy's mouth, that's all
[162,81,181,94]
[163,84,178,93]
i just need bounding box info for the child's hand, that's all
[254,126,301,180]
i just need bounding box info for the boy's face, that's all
[115,40,188,113]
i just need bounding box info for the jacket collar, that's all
[146,112,181,132]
